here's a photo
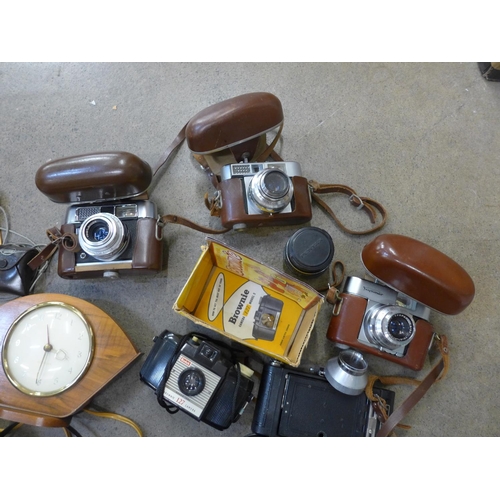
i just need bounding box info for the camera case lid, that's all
[35,151,152,204]
[185,92,283,157]
[361,234,475,315]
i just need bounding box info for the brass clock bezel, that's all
[2,301,95,397]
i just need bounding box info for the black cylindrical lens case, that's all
[283,227,334,288]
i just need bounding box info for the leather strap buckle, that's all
[349,194,364,210]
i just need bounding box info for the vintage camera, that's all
[217,161,313,230]
[35,152,163,279]
[140,331,255,431]
[252,295,283,341]
[251,361,395,437]
[327,234,475,370]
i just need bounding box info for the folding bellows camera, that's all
[251,361,395,437]
[35,152,163,279]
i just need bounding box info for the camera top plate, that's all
[361,234,475,315]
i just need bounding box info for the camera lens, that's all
[364,305,416,351]
[260,313,276,328]
[261,170,289,199]
[88,221,110,242]
[387,314,413,340]
[248,168,294,213]
[178,368,205,396]
[79,212,130,262]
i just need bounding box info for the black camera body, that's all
[252,295,283,341]
[140,331,255,431]
[251,362,395,437]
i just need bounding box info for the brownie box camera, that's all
[251,362,395,437]
[140,331,254,431]
[35,152,163,279]
[327,234,475,370]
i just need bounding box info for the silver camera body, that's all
[342,276,432,357]
[220,161,302,215]
[64,199,160,276]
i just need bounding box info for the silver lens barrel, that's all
[79,213,130,261]
[324,349,368,396]
[248,168,293,213]
[364,305,416,350]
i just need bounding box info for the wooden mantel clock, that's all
[0,293,141,428]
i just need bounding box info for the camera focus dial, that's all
[178,368,206,396]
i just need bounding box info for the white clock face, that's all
[2,301,94,396]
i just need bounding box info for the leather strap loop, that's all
[324,261,346,306]
[28,227,80,270]
[308,180,387,235]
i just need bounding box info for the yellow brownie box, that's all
[173,239,324,366]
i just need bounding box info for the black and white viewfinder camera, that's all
[140,331,255,431]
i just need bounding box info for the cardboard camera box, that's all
[173,239,324,366]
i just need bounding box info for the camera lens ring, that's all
[178,368,205,396]
[79,212,130,262]
[364,305,416,351]
[324,349,368,396]
[338,349,368,376]
[248,168,293,213]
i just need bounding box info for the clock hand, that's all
[35,337,54,385]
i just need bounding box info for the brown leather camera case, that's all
[361,234,475,315]
[219,176,313,229]
[326,293,435,371]
[35,152,152,204]
[185,92,284,172]
[58,219,162,279]
[186,92,283,154]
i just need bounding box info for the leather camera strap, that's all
[28,227,80,270]
[151,123,188,179]
[364,334,449,437]
[146,123,227,233]
[254,122,284,162]
[308,180,388,235]
[158,214,229,235]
